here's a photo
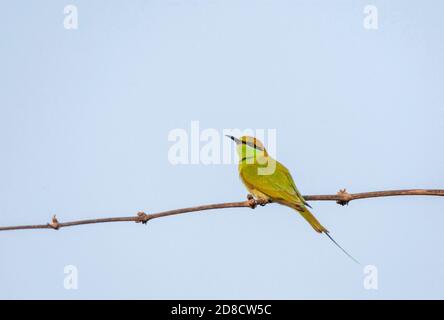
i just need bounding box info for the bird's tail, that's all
[290,203,359,264]
[291,204,328,233]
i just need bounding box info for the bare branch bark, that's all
[303,188,444,205]
[0,189,443,232]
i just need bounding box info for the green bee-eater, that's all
[227,135,358,263]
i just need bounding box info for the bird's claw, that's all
[257,199,270,206]
[246,194,271,209]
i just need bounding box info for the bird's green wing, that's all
[278,163,311,207]
[240,161,306,206]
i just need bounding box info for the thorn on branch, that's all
[247,194,257,209]
[336,189,352,206]
[1,188,443,233]
[136,211,150,224]
[48,215,60,230]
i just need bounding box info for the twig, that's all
[0,189,443,232]
[304,188,444,205]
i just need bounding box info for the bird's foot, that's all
[246,194,271,208]
[256,198,271,206]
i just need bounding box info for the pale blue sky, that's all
[0,0,443,299]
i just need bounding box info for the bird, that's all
[226,135,358,263]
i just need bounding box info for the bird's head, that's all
[225,135,269,161]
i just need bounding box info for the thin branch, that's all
[303,188,444,205]
[0,189,443,232]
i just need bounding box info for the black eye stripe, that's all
[241,140,263,151]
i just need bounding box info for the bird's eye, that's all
[243,140,263,151]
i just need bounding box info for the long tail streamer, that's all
[324,232,360,264]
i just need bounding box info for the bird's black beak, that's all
[225,135,241,144]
